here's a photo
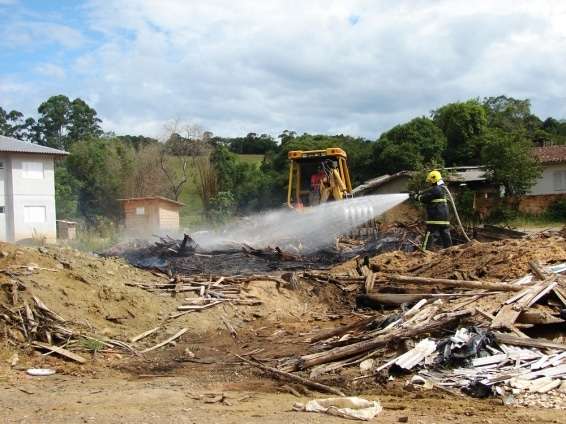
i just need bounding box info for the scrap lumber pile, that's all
[0,277,136,362]
[126,274,280,318]
[277,253,566,408]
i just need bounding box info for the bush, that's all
[208,191,236,224]
[549,199,566,219]
[487,205,518,223]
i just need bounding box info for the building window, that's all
[24,206,46,223]
[0,206,4,213]
[0,161,4,169]
[135,207,145,215]
[553,171,566,192]
[22,161,44,179]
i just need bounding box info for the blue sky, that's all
[1,0,566,139]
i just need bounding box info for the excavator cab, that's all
[287,148,353,208]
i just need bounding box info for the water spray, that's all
[191,193,409,253]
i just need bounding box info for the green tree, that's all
[483,96,532,131]
[66,98,102,143]
[54,165,80,219]
[0,107,36,140]
[227,133,277,154]
[481,130,542,196]
[208,191,236,224]
[211,145,278,212]
[432,100,488,165]
[373,117,447,174]
[66,138,134,223]
[36,95,102,150]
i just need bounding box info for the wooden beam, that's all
[389,274,523,292]
[33,342,87,364]
[494,333,566,351]
[236,354,345,397]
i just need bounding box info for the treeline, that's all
[1,94,564,230]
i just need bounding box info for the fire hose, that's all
[441,184,472,243]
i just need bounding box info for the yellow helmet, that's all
[426,170,442,184]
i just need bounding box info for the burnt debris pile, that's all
[108,225,423,276]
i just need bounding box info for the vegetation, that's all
[1,92,563,231]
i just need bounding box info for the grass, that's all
[499,214,564,229]
[173,154,264,229]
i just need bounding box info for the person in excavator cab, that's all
[309,165,325,205]
[320,161,347,202]
[414,170,452,250]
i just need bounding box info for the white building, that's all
[0,135,68,243]
[530,146,566,195]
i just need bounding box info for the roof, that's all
[352,171,411,195]
[118,196,185,207]
[533,145,566,165]
[0,135,69,156]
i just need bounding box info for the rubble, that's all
[2,230,566,413]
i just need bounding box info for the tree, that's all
[36,95,102,150]
[373,117,447,174]
[481,130,542,196]
[122,143,169,198]
[483,96,532,131]
[0,107,36,140]
[66,138,134,222]
[432,100,488,165]
[227,133,278,154]
[66,98,102,143]
[54,165,80,219]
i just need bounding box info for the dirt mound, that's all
[335,237,566,281]
[0,243,177,340]
[0,243,346,365]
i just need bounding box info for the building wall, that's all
[158,201,180,231]
[3,154,57,243]
[123,199,181,236]
[0,154,8,241]
[475,193,566,216]
[123,200,158,236]
[529,164,566,195]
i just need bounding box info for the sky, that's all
[1,0,566,139]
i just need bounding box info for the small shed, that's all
[119,196,184,236]
[56,220,77,240]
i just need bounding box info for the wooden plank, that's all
[130,326,160,343]
[389,274,524,292]
[491,304,522,330]
[235,354,345,397]
[494,333,566,351]
[140,328,188,353]
[33,342,87,364]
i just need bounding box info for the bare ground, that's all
[1,240,566,423]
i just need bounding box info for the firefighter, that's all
[416,170,452,250]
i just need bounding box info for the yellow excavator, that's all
[287,148,353,208]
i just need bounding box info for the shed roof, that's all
[118,196,185,207]
[533,145,566,165]
[0,135,69,156]
[352,171,411,195]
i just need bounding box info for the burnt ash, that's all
[108,228,419,276]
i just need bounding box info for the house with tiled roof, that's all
[530,145,566,195]
[0,135,68,242]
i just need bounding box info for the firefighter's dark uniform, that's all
[418,184,452,249]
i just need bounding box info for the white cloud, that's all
[4,0,566,137]
[0,21,86,49]
[35,63,66,79]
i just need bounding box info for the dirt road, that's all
[1,370,564,424]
